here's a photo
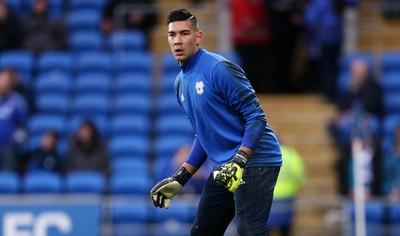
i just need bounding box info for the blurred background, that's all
[0,0,399,235]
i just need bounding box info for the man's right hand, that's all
[150,166,192,209]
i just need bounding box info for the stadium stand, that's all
[34,72,71,96]
[23,171,63,194]
[66,9,102,33]
[70,32,104,53]
[65,170,106,194]
[0,171,20,194]
[36,51,74,74]
[0,50,34,85]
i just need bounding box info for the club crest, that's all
[196,81,204,95]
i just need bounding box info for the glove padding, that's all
[213,162,243,192]
[150,166,192,209]
[150,177,183,208]
[213,150,249,192]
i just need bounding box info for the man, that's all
[150,9,282,235]
[0,69,28,170]
[21,0,68,54]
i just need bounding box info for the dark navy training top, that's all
[174,48,282,167]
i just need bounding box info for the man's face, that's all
[167,20,202,65]
[350,59,368,84]
[0,71,13,96]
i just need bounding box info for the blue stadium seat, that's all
[6,0,22,12]
[112,94,152,116]
[388,203,400,224]
[35,94,70,116]
[347,201,385,236]
[388,203,400,236]
[65,171,106,194]
[111,201,152,236]
[110,172,149,195]
[72,94,110,117]
[113,52,153,74]
[36,51,73,74]
[108,30,147,52]
[114,72,152,95]
[155,94,185,116]
[162,52,180,74]
[66,9,102,33]
[0,50,33,85]
[34,72,71,96]
[154,135,193,160]
[153,199,195,223]
[67,114,109,137]
[23,171,63,194]
[0,171,20,194]
[111,158,148,176]
[381,51,400,73]
[152,200,197,236]
[267,200,293,229]
[339,52,374,73]
[160,72,179,95]
[69,0,106,11]
[382,114,400,137]
[109,135,150,159]
[74,72,111,96]
[70,31,103,53]
[112,201,150,224]
[75,51,112,74]
[383,93,400,115]
[380,71,400,93]
[155,114,193,137]
[27,114,66,137]
[110,115,150,137]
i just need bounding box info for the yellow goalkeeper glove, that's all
[212,150,249,192]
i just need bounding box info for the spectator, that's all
[334,112,381,196]
[269,144,306,236]
[304,0,344,102]
[101,0,157,48]
[163,144,210,194]
[328,59,383,151]
[346,113,379,199]
[21,0,68,54]
[6,68,35,113]
[339,59,383,119]
[22,130,62,174]
[0,0,22,51]
[0,69,28,170]
[231,0,272,93]
[64,121,110,175]
[265,0,305,93]
[387,125,400,202]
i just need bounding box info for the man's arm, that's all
[150,137,207,208]
[212,61,267,154]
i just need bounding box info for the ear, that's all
[196,31,203,46]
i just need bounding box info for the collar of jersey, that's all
[180,47,204,74]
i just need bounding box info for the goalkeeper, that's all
[150,9,282,236]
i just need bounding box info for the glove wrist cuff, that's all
[173,166,192,186]
[232,150,249,169]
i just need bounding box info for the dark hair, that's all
[167,8,198,29]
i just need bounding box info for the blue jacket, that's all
[0,92,28,147]
[305,0,342,45]
[174,48,282,167]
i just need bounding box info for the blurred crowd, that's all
[1,0,400,202]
